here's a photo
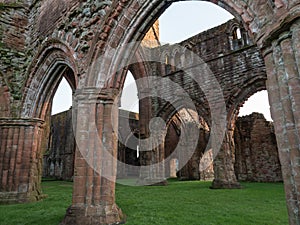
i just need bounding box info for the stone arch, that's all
[22,40,78,120]
[57,0,300,224]
[0,40,79,205]
[172,47,182,70]
[162,105,210,180]
[88,0,262,90]
[227,76,267,127]
[160,50,171,75]
[183,46,193,66]
[228,21,251,50]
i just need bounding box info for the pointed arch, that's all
[21,40,78,120]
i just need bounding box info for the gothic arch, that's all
[163,106,210,180]
[89,0,262,90]
[227,76,267,128]
[21,40,78,120]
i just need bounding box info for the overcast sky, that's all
[52,1,272,121]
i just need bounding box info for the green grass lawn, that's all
[0,179,288,225]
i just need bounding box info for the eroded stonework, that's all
[1,0,300,224]
[234,113,282,182]
[44,109,281,184]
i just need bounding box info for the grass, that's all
[0,180,73,225]
[0,179,288,225]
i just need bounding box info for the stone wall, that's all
[44,109,282,183]
[117,110,140,178]
[234,113,282,182]
[43,108,140,180]
[164,108,213,180]
[42,108,75,181]
[148,19,266,124]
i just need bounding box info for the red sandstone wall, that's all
[44,110,282,183]
[44,109,140,180]
[234,113,282,182]
[42,109,75,180]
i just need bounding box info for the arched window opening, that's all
[233,27,242,40]
[51,77,72,115]
[184,49,193,66]
[162,54,172,75]
[119,71,139,113]
[43,75,75,181]
[238,90,272,121]
[235,90,281,183]
[230,26,245,50]
[174,51,181,70]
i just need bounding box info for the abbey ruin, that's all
[1,0,300,225]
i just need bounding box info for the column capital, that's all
[0,118,45,127]
[74,88,120,104]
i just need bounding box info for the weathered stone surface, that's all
[234,113,282,182]
[43,108,141,180]
[43,108,75,181]
[0,118,46,204]
[134,19,266,189]
[1,0,300,224]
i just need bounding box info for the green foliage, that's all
[0,180,288,225]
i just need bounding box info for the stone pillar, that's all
[138,124,167,185]
[0,118,45,204]
[211,129,241,189]
[138,88,167,185]
[262,19,300,225]
[61,89,124,225]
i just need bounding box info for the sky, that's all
[52,1,272,121]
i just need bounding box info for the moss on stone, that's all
[0,2,23,10]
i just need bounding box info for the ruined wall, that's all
[117,110,140,178]
[148,19,266,123]
[43,108,140,180]
[234,113,282,182]
[42,108,75,180]
[164,109,213,180]
[0,1,30,117]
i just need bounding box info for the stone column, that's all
[138,122,167,185]
[61,88,124,225]
[138,87,167,185]
[0,118,45,204]
[262,19,300,225]
[211,129,241,189]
